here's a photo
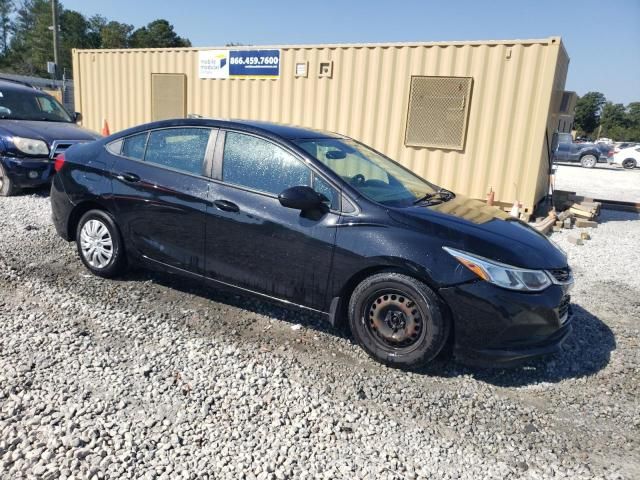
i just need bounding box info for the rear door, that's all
[555,133,572,161]
[203,130,340,311]
[110,127,216,274]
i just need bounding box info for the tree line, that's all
[574,92,640,142]
[0,0,191,78]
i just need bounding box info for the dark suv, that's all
[0,79,100,196]
[51,118,574,369]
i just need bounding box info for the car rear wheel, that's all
[0,163,19,196]
[348,273,449,369]
[580,154,597,168]
[622,158,637,169]
[76,209,127,278]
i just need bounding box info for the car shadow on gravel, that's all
[114,270,615,386]
[119,269,348,338]
[419,304,616,387]
[596,209,640,224]
[16,185,50,198]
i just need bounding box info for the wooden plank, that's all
[576,219,598,228]
[569,207,594,218]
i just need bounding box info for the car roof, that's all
[0,79,41,93]
[115,118,344,142]
[228,119,342,140]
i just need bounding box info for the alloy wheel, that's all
[80,219,114,269]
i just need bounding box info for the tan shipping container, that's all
[72,37,569,214]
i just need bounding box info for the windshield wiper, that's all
[413,188,455,205]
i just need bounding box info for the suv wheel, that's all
[622,158,637,169]
[0,163,19,196]
[580,154,597,168]
[76,209,127,278]
[348,273,449,369]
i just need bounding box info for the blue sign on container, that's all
[229,50,280,78]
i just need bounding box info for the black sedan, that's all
[50,119,574,368]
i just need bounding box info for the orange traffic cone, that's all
[101,119,110,136]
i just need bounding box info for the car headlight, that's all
[13,137,49,156]
[443,247,552,292]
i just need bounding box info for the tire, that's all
[348,273,449,369]
[76,209,127,278]
[0,163,20,197]
[622,158,637,169]
[580,154,597,168]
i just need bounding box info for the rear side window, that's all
[122,132,147,160]
[144,128,211,176]
[222,132,310,195]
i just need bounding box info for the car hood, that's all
[0,120,101,144]
[388,195,567,270]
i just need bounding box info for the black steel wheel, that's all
[348,273,449,369]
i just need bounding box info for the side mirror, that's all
[278,186,324,211]
[73,112,82,123]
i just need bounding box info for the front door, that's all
[204,131,340,311]
[110,127,215,274]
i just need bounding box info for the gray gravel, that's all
[1,193,639,479]
[554,164,640,202]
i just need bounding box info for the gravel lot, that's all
[554,164,640,202]
[1,193,639,480]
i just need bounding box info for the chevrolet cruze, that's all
[50,119,574,368]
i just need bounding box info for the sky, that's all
[62,0,640,104]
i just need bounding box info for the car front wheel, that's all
[622,158,637,169]
[0,163,19,196]
[76,209,127,278]
[348,273,449,369]
[580,154,597,168]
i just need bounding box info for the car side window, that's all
[122,132,148,160]
[144,128,210,176]
[312,175,340,210]
[222,131,311,195]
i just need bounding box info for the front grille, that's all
[558,295,571,325]
[548,267,572,283]
[49,140,89,159]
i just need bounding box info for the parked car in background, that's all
[614,142,638,153]
[553,132,613,168]
[0,78,100,196]
[50,118,574,369]
[612,146,640,169]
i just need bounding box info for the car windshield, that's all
[295,138,442,207]
[0,88,73,122]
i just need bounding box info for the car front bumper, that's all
[439,281,572,368]
[1,156,55,188]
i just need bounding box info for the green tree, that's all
[600,102,627,131]
[574,91,606,135]
[597,102,640,142]
[0,0,13,56]
[627,102,640,126]
[8,0,52,75]
[99,20,133,49]
[59,9,100,71]
[87,14,106,47]
[129,19,191,48]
